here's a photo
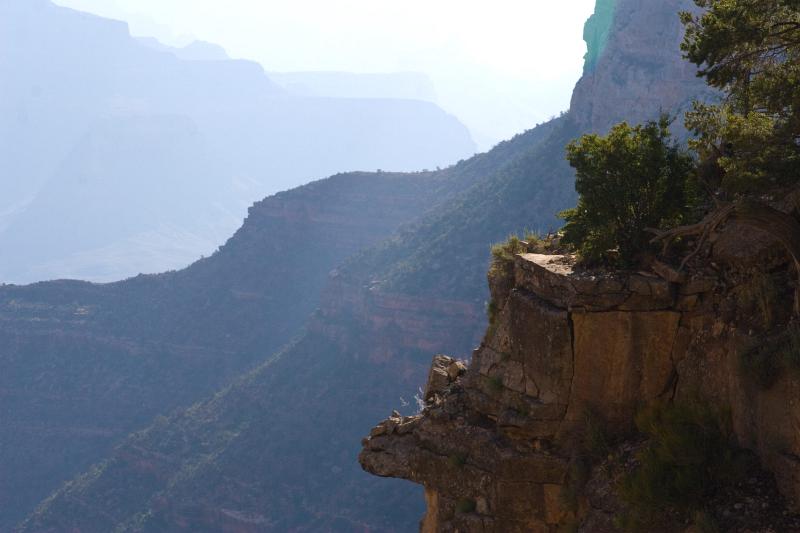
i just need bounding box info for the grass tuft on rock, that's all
[454,498,476,514]
[486,376,504,393]
[489,232,546,279]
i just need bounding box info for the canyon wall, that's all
[12,0,720,530]
[361,192,800,531]
[571,0,713,135]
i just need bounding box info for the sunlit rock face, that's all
[570,0,713,136]
[360,254,687,531]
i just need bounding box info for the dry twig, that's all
[648,202,800,314]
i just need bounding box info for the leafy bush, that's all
[619,402,739,527]
[559,117,695,266]
[489,236,525,276]
[685,102,799,195]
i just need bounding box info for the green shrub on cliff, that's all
[619,402,741,528]
[489,235,526,278]
[559,117,695,266]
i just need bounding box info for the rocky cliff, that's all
[571,0,714,135]
[360,191,800,530]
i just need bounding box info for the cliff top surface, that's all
[520,253,576,277]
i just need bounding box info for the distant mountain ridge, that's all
[268,71,439,102]
[0,0,475,283]
[136,37,231,61]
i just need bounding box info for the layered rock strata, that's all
[571,0,713,135]
[361,217,800,531]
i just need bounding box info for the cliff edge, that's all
[360,191,800,531]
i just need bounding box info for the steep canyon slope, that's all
[0,166,495,530]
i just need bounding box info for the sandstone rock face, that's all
[361,217,800,531]
[567,310,680,428]
[571,0,713,136]
[360,253,688,531]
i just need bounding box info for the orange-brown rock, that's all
[361,216,800,531]
[361,253,691,530]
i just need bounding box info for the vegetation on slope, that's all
[13,113,568,533]
[343,115,580,302]
[682,0,800,194]
[619,403,739,529]
[558,0,800,271]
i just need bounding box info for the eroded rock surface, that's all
[571,0,714,136]
[361,222,800,531]
[361,253,687,531]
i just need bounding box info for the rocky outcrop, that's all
[361,201,800,530]
[571,0,713,135]
[360,254,686,531]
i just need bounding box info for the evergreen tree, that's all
[559,117,694,266]
[681,0,800,194]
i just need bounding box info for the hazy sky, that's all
[54,0,597,148]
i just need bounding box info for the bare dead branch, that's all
[651,202,800,314]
